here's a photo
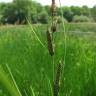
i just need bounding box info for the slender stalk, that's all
[59,0,67,78]
[6,64,22,96]
[27,18,46,49]
[30,86,36,96]
[0,65,22,96]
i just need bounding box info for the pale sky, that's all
[0,0,96,7]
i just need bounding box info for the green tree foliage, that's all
[0,3,6,24]
[0,3,6,14]
[44,5,51,16]
[31,12,38,24]
[82,6,90,16]
[1,0,33,24]
[1,3,17,24]
[31,2,43,24]
[62,7,74,22]
[0,0,96,24]
[38,11,49,24]
[71,6,82,16]
[13,0,33,23]
[91,5,96,21]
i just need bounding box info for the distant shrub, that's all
[73,15,93,22]
[38,11,49,24]
[31,13,38,24]
[57,16,68,24]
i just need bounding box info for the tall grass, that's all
[0,65,21,96]
[0,23,96,96]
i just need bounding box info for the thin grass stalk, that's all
[26,18,46,49]
[24,89,28,96]
[30,86,36,96]
[52,55,55,86]
[46,76,53,96]
[6,64,22,96]
[0,65,21,96]
[59,0,67,80]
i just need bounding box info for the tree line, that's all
[0,0,96,25]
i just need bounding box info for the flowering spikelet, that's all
[51,25,57,33]
[51,0,58,33]
[53,60,62,96]
[51,18,58,33]
[51,0,57,16]
[46,28,54,56]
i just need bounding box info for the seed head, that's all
[46,29,54,56]
[53,60,63,96]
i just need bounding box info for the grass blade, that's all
[0,65,22,96]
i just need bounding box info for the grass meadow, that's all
[0,23,96,96]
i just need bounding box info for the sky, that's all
[0,0,96,8]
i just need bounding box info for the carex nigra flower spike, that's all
[46,28,54,56]
[51,0,57,33]
[53,60,63,96]
[51,0,56,16]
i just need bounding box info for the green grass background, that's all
[0,23,96,96]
